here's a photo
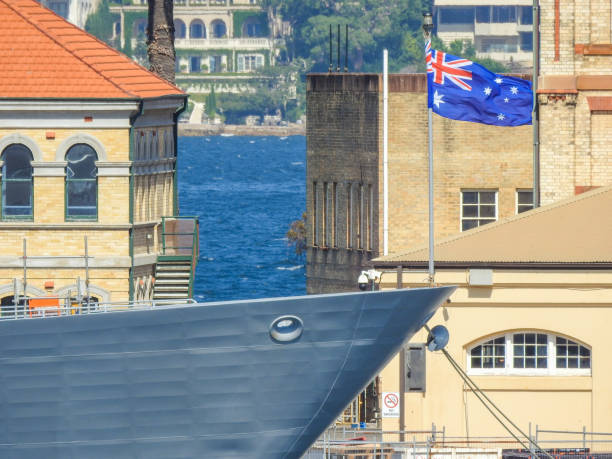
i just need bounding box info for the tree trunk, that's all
[147,0,175,85]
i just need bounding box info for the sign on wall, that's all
[382,392,400,418]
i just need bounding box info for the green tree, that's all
[85,0,117,45]
[205,87,217,118]
[133,33,149,66]
[286,212,307,258]
[435,39,508,73]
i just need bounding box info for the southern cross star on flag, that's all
[426,41,533,126]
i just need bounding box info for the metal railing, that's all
[304,426,612,458]
[0,297,196,321]
[161,216,199,257]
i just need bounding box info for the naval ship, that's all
[0,286,453,458]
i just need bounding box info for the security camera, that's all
[358,272,369,291]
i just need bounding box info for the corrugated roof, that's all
[375,186,612,265]
[0,0,183,99]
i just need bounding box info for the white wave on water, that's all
[249,140,255,144]
[205,138,211,141]
[276,265,304,271]
[220,133,234,137]
[280,136,288,140]
[291,161,303,166]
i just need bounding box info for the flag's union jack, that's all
[426,45,472,91]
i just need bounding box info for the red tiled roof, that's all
[0,0,184,99]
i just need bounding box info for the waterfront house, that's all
[0,0,196,306]
[433,0,534,68]
[110,0,288,100]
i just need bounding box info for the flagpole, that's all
[423,13,435,286]
[532,0,540,208]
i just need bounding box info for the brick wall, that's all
[0,267,130,302]
[306,73,532,293]
[306,74,380,293]
[0,120,176,302]
[538,0,612,205]
[384,75,532,254]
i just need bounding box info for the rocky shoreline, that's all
[178,123,305,137]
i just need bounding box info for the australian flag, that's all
[426,41,532,126]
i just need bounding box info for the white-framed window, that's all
[468,332,591,376]
[516,189,534,214]
[237,54,264,72]
[461,190,497,231]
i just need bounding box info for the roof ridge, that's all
[384,184,612,260]
[5,0,141,98]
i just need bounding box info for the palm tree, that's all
[147,0,175,84]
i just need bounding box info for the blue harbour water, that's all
[177,135,306,302]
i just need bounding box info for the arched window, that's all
[211,20,227,38]
[190,20,206,39]
[65,144,98,219]
[468,331,591,375]
[174,19,186,39]
[1,144,33,219]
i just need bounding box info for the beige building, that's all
[372,186,612,442]
[434,0,534,67]
[0,0,196,307]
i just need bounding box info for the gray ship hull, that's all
[0,287,454,458]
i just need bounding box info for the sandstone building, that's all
[306,73,533,294]
[0,0,197,306]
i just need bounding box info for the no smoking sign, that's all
[382,392,400,418]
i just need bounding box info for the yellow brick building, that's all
[306,73,533,294]
[0,1,194,307]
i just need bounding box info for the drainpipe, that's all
[383,49,389,256]
[173,96,189,216]
[128,100,144,302]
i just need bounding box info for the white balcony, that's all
[475,22,519,36]
[174,37,272,50]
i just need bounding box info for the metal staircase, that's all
[152,217,199,301]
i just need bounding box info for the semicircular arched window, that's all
[65,144,98,220]
[190,20,206,39]
[174,19,186,39]
[468,331,591,375]
[211,20,227,38]
[1,144,33,219]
